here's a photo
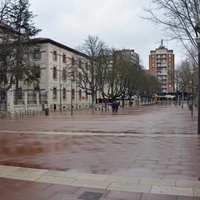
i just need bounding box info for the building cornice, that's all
[33,37,89,59]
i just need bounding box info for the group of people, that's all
[111,101,120,112]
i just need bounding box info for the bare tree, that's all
[176,59,193,92]
[75,35,108,109]
[143,0,200,63]
[102,49,127,103]
[0,0,11,22]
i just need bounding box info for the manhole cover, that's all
[78,191,103,200]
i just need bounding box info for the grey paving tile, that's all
[75,173,109,181]
[35,175,75,185]
[105,175,140,184]
[106,190,142,200]
[5,173,41,181]
[150,185,193,196]
[178,196,200,200]
[70,179,111,189]
[176,180,200,188]
[140,178,176,186]
[108,182,151,193]
[48,192,79,200]
[194,188,200,197]
[43,170,79,178]
[140,193,178,200]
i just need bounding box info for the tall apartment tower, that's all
[149,40,175,93]
[115,49,140,65]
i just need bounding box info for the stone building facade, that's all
[5,38,91,113]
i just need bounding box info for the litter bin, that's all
[45,108,49,116]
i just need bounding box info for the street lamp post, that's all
[71,77,73,116]
[191,70,194,116]
[195,0,200,133]
[60,83,62,113]
[195,38,200,134]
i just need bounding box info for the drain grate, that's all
[78,191,103,200]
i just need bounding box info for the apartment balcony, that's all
[160,80,166,84]
[160,63,167,67]
[156,70,167,76]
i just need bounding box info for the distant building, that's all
[115,49,140,65]
[149,40,175,93]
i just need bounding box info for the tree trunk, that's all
[91,91,96,110]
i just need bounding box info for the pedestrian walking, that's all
[111,101,116,112]
[116,102,120,112]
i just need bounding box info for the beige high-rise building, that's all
[115,49,140,65]
[149,41,175,93]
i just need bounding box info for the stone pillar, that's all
[6,89,14,116]
[24,92,28,110]
[36,92,40,110]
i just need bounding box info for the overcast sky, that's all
[29,0,185,68]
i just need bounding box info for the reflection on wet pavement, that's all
[0,132,200,180]
[0,104,199,180]
[0,104,197,134]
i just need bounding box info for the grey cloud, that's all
[30,0,184,68]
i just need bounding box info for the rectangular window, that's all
[18,87,23,99]
[79,59,82,67]
[79,89,82,99]
[85,62,88,71]
[34,66,40,78]
[33,49,41,59]
[72,89,75,100]
[71,71,75,81]
[62,54,66,63]
[79,72,82,83]
[32,92,36,103]
[53,87,57,99]
[1,91,6,100]
[63,69,66,81]
[53,50,57,60]
[53,66,57,79]
[72,57,75,66]
[63,88,66,99]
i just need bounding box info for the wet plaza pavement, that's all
[0,103,200,199]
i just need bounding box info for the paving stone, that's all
[105,175,140,184]
[140,193,178,200]
[176,180,200,188]
[150,185,193,196]
[70,179,111,189]
[36,175,75,185]
[75,173,109,181]
[106,190,142,200]
[43,170,79,178]
[140,178,176,186]
[193,188,200,197]
[108,182,151,193]
[45,184,79,193]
